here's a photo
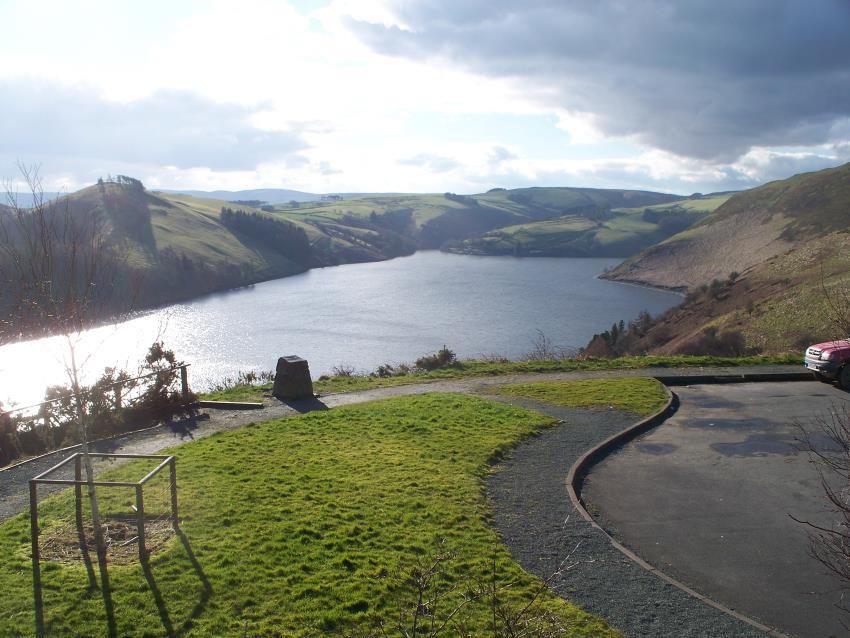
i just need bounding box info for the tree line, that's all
[220,207,312,264]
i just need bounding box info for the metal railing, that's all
[1,363,191,418]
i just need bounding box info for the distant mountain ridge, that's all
[160,188,320,204]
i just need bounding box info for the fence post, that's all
[30,480,44,636]
[74,455,97,588]
[169,458,179,530]
[135,485,146,562]
[180,365,190,402]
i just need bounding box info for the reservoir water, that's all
[0,251,680,407]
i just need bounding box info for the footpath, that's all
[0,364,804,523]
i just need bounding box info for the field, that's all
[0,392,639,638]
[495,377,668,415]
[453,194,730,258]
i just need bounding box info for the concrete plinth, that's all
[272,356,314,400]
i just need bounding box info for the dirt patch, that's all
[40,518,175,565]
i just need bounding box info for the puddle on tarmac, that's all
[797,433,845,454]
[636,442,677,455]
[711,434,798,456]
[684,417,776,430]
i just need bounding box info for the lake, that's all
[0,251,680,407]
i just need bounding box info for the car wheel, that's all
[813,372,828,383]
[840,366,850,391]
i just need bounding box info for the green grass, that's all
[0,394,616,638]
[199,353,800,403]
[494,377,669,416]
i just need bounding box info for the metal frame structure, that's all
[29,453,179,630]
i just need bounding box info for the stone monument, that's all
[272,356,314,400]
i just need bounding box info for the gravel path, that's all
[484,396,768,637]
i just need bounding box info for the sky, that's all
[1,0,849,195]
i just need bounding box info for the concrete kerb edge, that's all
[565,379,791,638]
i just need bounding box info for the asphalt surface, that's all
[485,397,767,637]
[583,381,850,638]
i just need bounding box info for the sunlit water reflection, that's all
[0,252,680,407]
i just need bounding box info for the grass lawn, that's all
[0,394,618,638]
[200,353,800,403]
[494,377,669,416]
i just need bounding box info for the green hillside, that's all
[1,180,690,338]
[593,162,850,355]
[449,194,729,257]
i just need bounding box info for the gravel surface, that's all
[485,396,768,638]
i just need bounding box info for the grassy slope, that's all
[453,194,728,258]
[0,394,619,638]
[607,162,850,290]
[38,183,687,320]
[601,162,850,354]
[495,377,669,415]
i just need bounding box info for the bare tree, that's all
[1,163,138,632]
[793,405,850,620]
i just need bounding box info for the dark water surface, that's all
[1,252,679,404]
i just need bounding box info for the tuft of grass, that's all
[494,377,669,416]
[0,394,617,638]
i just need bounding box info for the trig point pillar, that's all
[272,356,314,400]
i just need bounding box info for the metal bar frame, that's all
[29,451,179,634]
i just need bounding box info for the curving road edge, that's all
[566,383,789,638]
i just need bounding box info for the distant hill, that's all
[594,162,850,355]
[274,186,689,255]
[0,179,732,340]
[160,188,320,204]
[449,192,728,257]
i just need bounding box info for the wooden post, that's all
[180,366,189,402]
[29,480,44,636]
[75,455,96,588]
[169,458,179,530]
[135,485,146,562]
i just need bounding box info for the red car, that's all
[804,338,850,390]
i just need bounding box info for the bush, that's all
[675,327,753,357]
[415,346,458,371]
[0,341,193,466]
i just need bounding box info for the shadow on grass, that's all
[282,396,329,414]
[139,528,213,637]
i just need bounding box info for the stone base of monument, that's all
[272,356,314,400]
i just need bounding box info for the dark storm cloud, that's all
[0,80,308,171]
[350,0,850,160]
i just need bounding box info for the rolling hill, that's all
[595,162,850,355]
[162,187,320,204]
[449,193,730,257]
[0,179,721,340]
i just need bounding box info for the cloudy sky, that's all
[2,0,849,195]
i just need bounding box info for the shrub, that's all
[675,327,753,357]
[415,346,458,371]
[331,364,356,377]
